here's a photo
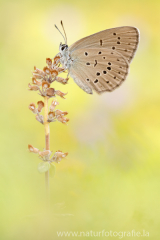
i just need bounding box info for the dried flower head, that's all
[50,69,58,78]
[37,101,44,113]
[29,103,37,114]
[46,88,55,97]
[43,66,51,75]
[32,77,42,86]
[48,111,55,121]
[50,100,59,112]
[57,115,69,124]
[28,144,39,153]
[55,109,68,117]
[39,150,51,157]
[42,81,50,90]
[34,66,45,76]
[53,55,60,65]
[55,77,69,85]
[46,58,52,66]
[55,90,67,99]
[28,83,39,91]
[52,150,68,163]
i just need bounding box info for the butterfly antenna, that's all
[61,20,67,44]
[54,24,66,43]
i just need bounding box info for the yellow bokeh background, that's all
[1,0,160,239]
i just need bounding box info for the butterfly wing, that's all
[69,26,139,63]
[69,48,129,94]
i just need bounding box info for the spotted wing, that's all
[69,26,139,63]
[69,48,129,94]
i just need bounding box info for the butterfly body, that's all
[57,26,139,94]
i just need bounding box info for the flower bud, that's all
[28,83,39,91]
[55,90,67,99]
[28,144,39,154]
[46,88,55,97]
[37,101,44,113]
[50,100,59,112]
[28,103,37,114]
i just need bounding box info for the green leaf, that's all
[38,162,50,173]
[49,163,56,178]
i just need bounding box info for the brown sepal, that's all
[37,101,44,112]
[50,100,59,112]
[43,66,51,75]
[28,144,39,154]
[28,103,37,114]
[46,88,55,97]
[46,58,52,66]
[42,81,50,89]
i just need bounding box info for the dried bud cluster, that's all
[52,151,68,163]
[28,145,68,164]
[47,99,69,124]
[29,101,44,124]
[28,56,69,170]
[28,57,69,98]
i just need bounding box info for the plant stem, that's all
[44,96,50,204]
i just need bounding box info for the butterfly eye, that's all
[61,44,68,51]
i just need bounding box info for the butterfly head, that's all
[59,43,68,53]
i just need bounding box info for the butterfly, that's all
[55,21,139,94]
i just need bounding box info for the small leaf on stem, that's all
[38,162,50,173]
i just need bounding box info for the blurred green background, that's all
[0,0,160,239]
